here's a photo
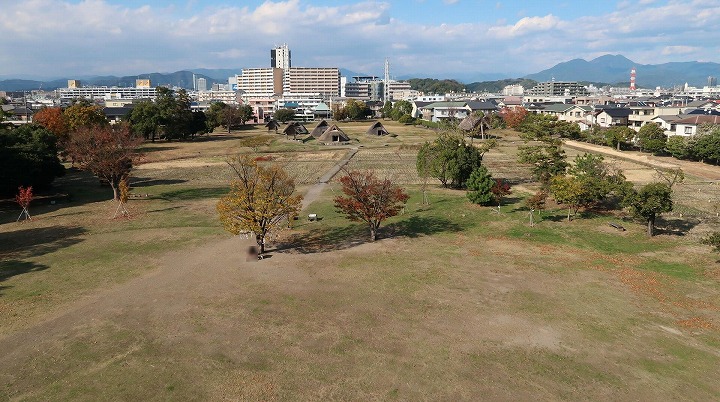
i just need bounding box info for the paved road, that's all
[300,147,358,211]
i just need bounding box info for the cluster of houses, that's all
[524,97,720,137]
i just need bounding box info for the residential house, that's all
[592,108,630,128]
[672,115,720,137]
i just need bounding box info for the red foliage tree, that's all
[65,124,142,201]
[491,178,512,209]
[33,107,69,143]
[499,107,528,129]
[334,170,409,241]
[15,186,33,221]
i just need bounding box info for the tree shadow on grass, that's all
[0,226,86,259]
[277,215,464,254]
[131,177,188,188]
[0,260,49,295]
[157,187,229,201]
[136,145,179,154]
[656,216,701,236]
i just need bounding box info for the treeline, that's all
[407,78,465,94]
[465,78,537,93]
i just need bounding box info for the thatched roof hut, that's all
[265,120,280,132]
[282,121,309,138]
[366,121,389,136]
[310,120,329,138]
[317,124,349,143]
[458,114,489,132]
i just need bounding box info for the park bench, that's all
[608,222,626,231]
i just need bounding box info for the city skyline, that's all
[1,0,719,80]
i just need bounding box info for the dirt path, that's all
[564,140,720,181]
[300,147,358,210]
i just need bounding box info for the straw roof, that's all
[317,124,349,143]
[310,119,329,138]
[282,121,309,136]
[265,120,280,131]
[366,121,389,136]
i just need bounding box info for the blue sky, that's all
[1,0,719,81]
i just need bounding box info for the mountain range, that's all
[1,55,719,92]
[523,54,720,88]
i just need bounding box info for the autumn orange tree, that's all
[33,107,69,144]
[334,170,409,241]
[499,107,528,129]
[217,156,303,254]
[65,124,142,201]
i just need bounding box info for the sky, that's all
[1,0,719,81]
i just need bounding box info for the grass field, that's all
[1,120,720,400]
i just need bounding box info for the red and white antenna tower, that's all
[630,67,636,91]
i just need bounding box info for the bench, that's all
[608,222,626,231]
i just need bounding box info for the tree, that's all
[416,133,485,189]
[220,106,243,133]
[217,156,302,254]
[204,101,227,132]
[15,186,33,221]
[33,107,69,144]
[623,182,673,237]
[466,166,495,205]
[549,175,588,221]
[390,100,413,121]
[491,178,512,210]
[274,108,295,123]
[500,107,528,129]
[517,141,568,186]
[239,104,254,125]
[64,101,108,132]
[334,170,409,241]
[689,125,720,164]
[605,126,635,151]
[345,99,370,120]
[126,100,161,141]
[0,124,65,195]
[665,135,692,159]
[381,101,392,118]
[66,124,142,201]
[525,190,547,226]
[637,123,666,154]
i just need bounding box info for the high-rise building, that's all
[708,76,717,87]
[283,67,340,98]
[237,68,284,97]
[197,77,207,92]
[271,44,291,69]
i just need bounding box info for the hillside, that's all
[525,54,720,88]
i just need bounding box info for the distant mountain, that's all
[189,68,241,81]
[524,54,720,88]
[0,71,221,91]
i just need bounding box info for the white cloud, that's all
[0,0,718,80]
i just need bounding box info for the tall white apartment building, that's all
[271,44,291,69]
[236,68,284,97]
[283,67,340,98]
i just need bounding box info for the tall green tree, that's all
[637,123,666,154]
[517,141,568,186]
[274,108,295,123]
[466,165,495,205]
[417,133,485,188]
[689,125,720,164]
[623,182,673,236]
[605,126,635,151]
[0,124,65,195]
